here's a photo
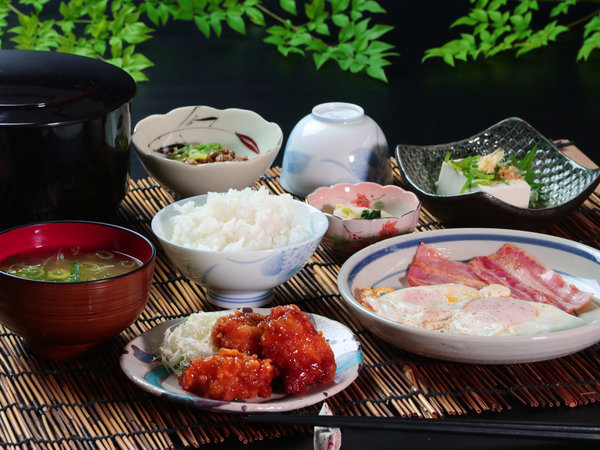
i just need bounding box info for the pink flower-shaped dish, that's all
[307,182,421,258]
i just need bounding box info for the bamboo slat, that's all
[0,157,599,449]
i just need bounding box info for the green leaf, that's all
[360,1,385,14]
[488,0,507,11]
[488,10,501,24]
[583,16,600,39]
[157,3,172,25]
[443,52,455,66]
[226,12,246,34]
[279,0,297,15]
[332,13,349,28]
[306,37,327,51]
[354,17,370,36]
[451,16,477,28]
[264,34,286,46]
[577,32,600,61]
[244,6,265,26]
[305,0,325,21]
[349,60,364,72]
[210,12,224,37]
[0,0,396,84]
[288,29,312,46]
[479,29,491,43]
[337,57,352,70]
[110,37,122,58]
[120,22,153,44]
[315,21,329,35]
[144,4,160,25]
[331,0,350,15]
[339,22,354,42]
[550,0,575,18]
[514,0,538,15]
[364,23,393,41]
[195,15,211,37]
[577,42,594,61]
[313,50,331,68]
[365,39,395,54]
[123,49,154,71]
[470,8,488,23]
[266,25,288,37]
[510,14,523,27]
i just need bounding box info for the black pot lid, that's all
[0,50,136,127]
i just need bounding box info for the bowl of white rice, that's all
[151,187,328,308]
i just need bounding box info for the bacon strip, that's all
[469,243,592,313]
[407,243,488,289]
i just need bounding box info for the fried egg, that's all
[357,283,585,336]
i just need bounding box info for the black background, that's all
[128,2,600,448]
[130,0,600,180]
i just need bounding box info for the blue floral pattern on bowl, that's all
[151,193,329,309]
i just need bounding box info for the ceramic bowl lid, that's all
[0,50,136,127]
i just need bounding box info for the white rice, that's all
[169,187,311,251]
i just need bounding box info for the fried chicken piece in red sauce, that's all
[178,348,275,401]
[259,304,336,395]
[211,311,266,356]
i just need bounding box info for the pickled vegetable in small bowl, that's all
[132,106,283,198]
[307,182,421,258]
[156,142,247,165]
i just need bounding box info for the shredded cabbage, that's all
[157,311,230,373]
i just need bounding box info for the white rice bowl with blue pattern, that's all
[151,188,328,309]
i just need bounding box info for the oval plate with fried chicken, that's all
[120,307,362,412]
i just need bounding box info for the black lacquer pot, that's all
[0,50,136,229]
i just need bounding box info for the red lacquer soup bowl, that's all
[0,221,155,359]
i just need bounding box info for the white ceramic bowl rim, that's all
[311,102,365,124]
[133,105,283,163]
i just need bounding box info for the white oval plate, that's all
[120,308,362,412]
[338,228,600,364]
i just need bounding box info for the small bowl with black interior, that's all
[396,117,600,230]
[132,106,283,198]
[306,182,421,258]
[0,221,155,359]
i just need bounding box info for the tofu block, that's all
[436,161,531,208]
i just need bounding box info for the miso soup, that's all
[0,247,142,282]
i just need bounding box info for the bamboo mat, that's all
[1,157,600,449]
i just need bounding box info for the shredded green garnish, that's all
[360,209,382,220]
[445,152,495,192]
[168,143,225,161]
[69,262,81,282]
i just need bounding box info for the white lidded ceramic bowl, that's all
[151,192,328,309]
[280,102,392,197]
[306,182,421,258]
[132,106,283,198]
